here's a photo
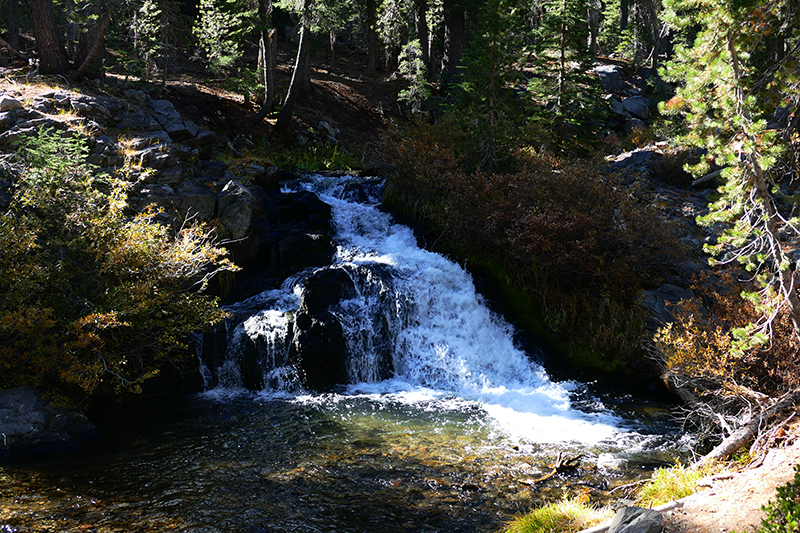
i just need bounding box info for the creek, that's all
[0,174,689,533]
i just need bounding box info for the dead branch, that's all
[0,35,27,60]
[691,388,800,470]
[522,452,585,484]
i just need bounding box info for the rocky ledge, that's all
[0,387,99,460]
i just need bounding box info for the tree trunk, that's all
[7,0,19,51]
[249,29,277,123]
[276,0,313,135]
[413,0,430,71]
[620,0,629,32]
[28,0,70,74]
[366,0,378,74]
[556,0,566,145]
[72,1,113,81]
[442,0,466,89]
[250,0,276,123]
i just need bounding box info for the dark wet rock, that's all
[290,267,358,391]
[0,386,99,459]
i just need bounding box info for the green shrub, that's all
[0,127,238,399]
[760,465,800,533]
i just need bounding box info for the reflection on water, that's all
[1,392,684,533]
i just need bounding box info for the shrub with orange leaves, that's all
[656,269,800,395]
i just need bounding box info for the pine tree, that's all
[528,0,604,149]
[661,0,800,346]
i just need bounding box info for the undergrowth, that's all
[382,116,687,367]
[634,464,706,507]
[759,464,800,533]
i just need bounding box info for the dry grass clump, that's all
[505,497,613,533]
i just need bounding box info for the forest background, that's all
[2,0,800,482]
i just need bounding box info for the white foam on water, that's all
[291,176,624,445]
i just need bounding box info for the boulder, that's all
[0,95,23,112]
[217,180,254,239]
[638,283,696,329]
[607,507,663,533]
[178,180,217,221]
[0,386,99,458]
[593,64,626,93]
[290,267,358,391]
[621,96,651,120]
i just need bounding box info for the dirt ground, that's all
[661,422,800,533]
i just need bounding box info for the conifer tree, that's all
[528,0,603,148]
[661,0,800,346]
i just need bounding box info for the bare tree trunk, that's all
[556,0,566,145]
[7,0,19,50]
[249,29,277,123]
[442,0,466,90]
[276,0,313,135]
[72,1,113,80]
[413,0,430,71]
[250,0,276,123]
[329,30,336,67]
[366,0,378,74]
[28,0,70,74]
[587,0,600,55]
[620,0,629,32]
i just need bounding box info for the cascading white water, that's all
[214,174,625,445]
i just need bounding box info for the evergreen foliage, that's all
[0,128,237,399]
[527,0,607,149]
[660,0,800,349]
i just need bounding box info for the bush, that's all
[382,118,687,364]
[0,128,238,399]
[655,269,800,395]
[760,465,800,533]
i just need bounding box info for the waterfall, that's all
[207,174,623,444]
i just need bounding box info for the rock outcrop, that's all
[0,387,99,460]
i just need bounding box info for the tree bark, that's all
[28,0,70,74]
[441,0,466,89]
[413,0,430,71]
[366,0,378,75]
[620,0,629,32]
[249,29,277,123]
[7,0,19,51]
[72,2,113,81]
[276,0,313,135]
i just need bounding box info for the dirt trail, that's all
[662,426,800,533]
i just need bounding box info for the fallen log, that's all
[691,388,800,469]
